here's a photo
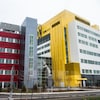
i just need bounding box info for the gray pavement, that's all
[0,88,100,100]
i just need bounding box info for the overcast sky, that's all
[0,0,100,26]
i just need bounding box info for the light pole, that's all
[8,66,14,100]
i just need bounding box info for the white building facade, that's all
[68,20,100,86]
[37,34,51,58]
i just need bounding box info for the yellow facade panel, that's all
[38,10,89,87]
[65,63,81,87]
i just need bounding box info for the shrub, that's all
[33,84,38,92]
[21,85,26,92]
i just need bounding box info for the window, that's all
[88,36,97,42]
[7,48,12,53]
[8,38,13,42]
[37,43,50,51]
[97,70,99,74]
[0,59,4,63]
[38,34,50,45]
[81,59,83,63]
[83,50,86,54]
[98,40,100,43]
[64,27,69,63]
[77,25,100,37]
[0,70,3,74]
[4,82,10,88]
[78,39,88,45]
[6,59,12,64]
[29,58,33,68]
[80,49,100,57]
[89,43,98,48]
[94,70,97,74]
[82,69,85,73]
[84,59,87,63]
[44,49,50,53]
[86,70,88,73]
[29,47,33,56]
[1,37,6,42]
[80,49,82,53]
[79,39,98,48]
[13,70,18,75]
[15,39,20,43]
[82,69,92,74]
[0,48,5,52]
[45,43,50,47]
[14,49,19,54]
[81,59,100,65]
[5,70,11,75]
[30,36,33,45]
[78,32,87,38]
[89,70,92,74]
[52,21,60,28]
[14,60,19,64]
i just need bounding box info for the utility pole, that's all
[8,66,14,100]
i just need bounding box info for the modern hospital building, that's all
[37,10,100,87]
[0,10,100,88]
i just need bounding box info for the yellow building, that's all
[37,10,92,87]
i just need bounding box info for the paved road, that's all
[0,89,100,100]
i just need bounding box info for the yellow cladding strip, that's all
[38,10,89,87]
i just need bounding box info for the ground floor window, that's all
[0,82,17,88]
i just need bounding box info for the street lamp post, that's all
[8,66,14,100]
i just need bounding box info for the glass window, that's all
[0,48,5,52]
[77,25,100,37]
[6,59,12,64]
[29,47,33,56]
[82,69,85,73]
[86,70,88,73]
[45,43,50,47]
[15,39,20,43]
[81,59,83,63]
[97,70,99,74]
[1,37,6,42]
[13,70,18,75]
[14,60,19,64]
[0,70,3,74]
[79,39,81,43]
[29,58,33,68]
[4,82,10,88]
[7,48,12,53]
[80,49,82,53]
[5,70,11,75]
[94,70,96,74]
[78,32,87,38]
[14,49,19,54]
[38,34,50,45]
[89,70,92,73]
[84,59,87,63]
[8,38,13,42]
[30,36,33,45]
[0,59,4,63]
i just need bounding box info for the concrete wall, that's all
[21,17,37,88]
